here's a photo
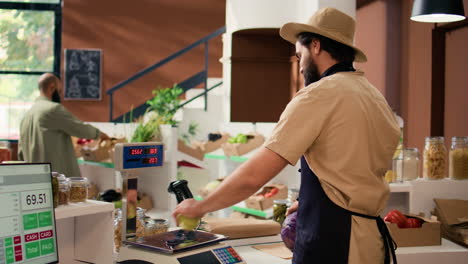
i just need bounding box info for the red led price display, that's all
[142,157,158,164]
[128,148,158,156]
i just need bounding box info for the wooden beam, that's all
[431,26,446,136]
[357,0,378,9]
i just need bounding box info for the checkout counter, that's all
[113,142,288,264]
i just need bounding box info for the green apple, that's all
[177,215,200,230]
[236,134,248,144]
[205,180,221,191]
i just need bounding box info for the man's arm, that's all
[46,105,101,139]
[173,147,289,219]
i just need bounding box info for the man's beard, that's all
[303,59,320,86]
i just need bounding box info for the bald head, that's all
[38,73,59,91]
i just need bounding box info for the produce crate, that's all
[222,133,265,156]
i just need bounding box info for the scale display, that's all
[0,163,58,264]
[122,144,164,169]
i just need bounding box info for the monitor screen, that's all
[0,163,58,264]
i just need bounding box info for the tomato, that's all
[405,218,423,228]
[384,210,408,228]
[264,188,279,198]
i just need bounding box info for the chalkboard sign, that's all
[64,49,102,100]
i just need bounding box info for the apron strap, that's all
[346,210,398,264]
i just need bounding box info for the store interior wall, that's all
[61,0,225,122]
[356,0,468,155]
[61,0,467,154]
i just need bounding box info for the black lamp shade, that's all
[411,0,466,23]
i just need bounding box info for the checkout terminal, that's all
[0,163,58,264]
[114,142,245,264]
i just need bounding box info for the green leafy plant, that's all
[180,121,199,145]
[146,84,184,126]
[130,114,163,143]
[130,84,184,142]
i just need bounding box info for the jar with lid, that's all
[69,177,88,203]
[449,136,468,180]
[136,207,146,238]
[273,199,290,225]
[114,209,123,251]
[402,148,420,181]
[423,137,447,180]
[145,218,169,236]
[58,174,70,206]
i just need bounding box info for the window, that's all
[0,0,61,139]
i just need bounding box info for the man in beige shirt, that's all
[173,8,399,264]
[18,73,108,177]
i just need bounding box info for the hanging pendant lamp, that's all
[411,0,466,23]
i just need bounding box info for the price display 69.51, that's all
[21,190,52,211]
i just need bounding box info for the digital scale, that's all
[114,142,246,264]
[0,163,59,264]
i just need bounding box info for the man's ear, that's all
[308,39,320,56]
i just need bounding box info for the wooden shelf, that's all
[55,200,114,220]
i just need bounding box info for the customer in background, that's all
[173,7,400,264]
[18,73,108,177]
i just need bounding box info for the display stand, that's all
[55,200,114,263]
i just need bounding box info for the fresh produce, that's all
[204,180,221,191]
[264,187,279,198]
[384,210,408,228]
[281,211,297,251]
[228,133,248,144]
[405,218,423,228]
[177,215,200,230]
[384,209,423,228]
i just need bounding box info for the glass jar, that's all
[69,177,88,203]
[423,137,447,180]
[145,218,169,236]
[58,174,70,206]
[273,199,289,225]
[449,136,468,180]
[392,153,404,183]
[288,188,299,203]
[114,209,123,252]
[135,207,146,238]
[402,148,420,181]
[51,172,59,208]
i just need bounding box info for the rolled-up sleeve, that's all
[264,85,338,165]
[44,104,101,139]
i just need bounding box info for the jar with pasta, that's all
[114,209,123,251]
[135,207,146,238]
[423,137,447,180]
[69,177,88,203]
[449,136,468,180]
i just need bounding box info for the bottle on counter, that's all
[423,137,447,180]
[69,177,89,203]
[449,136,468,180]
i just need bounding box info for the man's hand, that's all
[286,200,299,216]
[172,199,206,225]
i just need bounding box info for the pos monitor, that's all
[0,163,58,264]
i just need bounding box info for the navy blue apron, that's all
[293,63,397,264]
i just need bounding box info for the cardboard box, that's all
[222,133,265,156]
[192,132,230,153]
[386,214,441,247]
[245,184,288,211]
[434,199,468,247]
[177,139,205,161]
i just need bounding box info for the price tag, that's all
[21,190,52,211]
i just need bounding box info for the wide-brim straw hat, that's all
[280,7,367,63]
